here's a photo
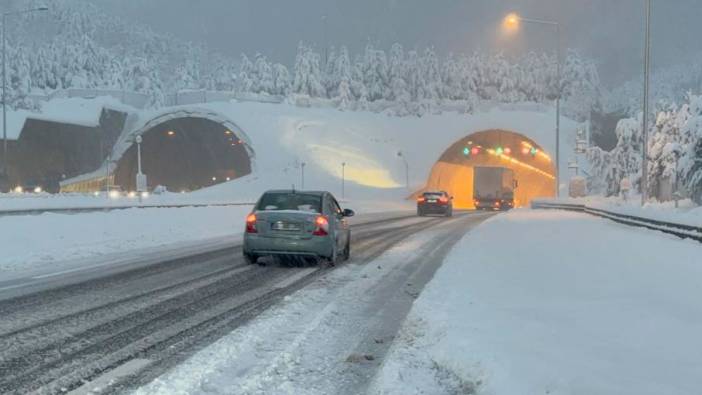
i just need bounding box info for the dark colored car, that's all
[417,191,453,217]
[243,190,354,265]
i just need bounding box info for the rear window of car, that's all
[256,193,322,213]
[423,192,443,199]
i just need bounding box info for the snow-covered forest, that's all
[588,94,702,203]
[4,0,702,202]
[3,1,603,118]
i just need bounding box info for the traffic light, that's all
[463,147,470,156]
[530,147,538,157]
[471,147,480,155]
[504,147,512,155]
[496,147,504,155]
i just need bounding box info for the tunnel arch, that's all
[113,108,256,192]
[422,129,556,208]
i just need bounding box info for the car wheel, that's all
[243,253,258,265]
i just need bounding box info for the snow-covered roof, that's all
[5,96,137,140]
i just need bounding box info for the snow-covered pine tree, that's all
[333,46,354,109]
[272,63,291,96]
[252,54,274,95]
[236,54,254,93]
[292,43,325,97]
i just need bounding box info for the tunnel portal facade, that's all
[423,129,556,209]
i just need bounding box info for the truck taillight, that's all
[313,215,329,236]
[245,213,257,233]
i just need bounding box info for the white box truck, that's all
[473,166,517,210]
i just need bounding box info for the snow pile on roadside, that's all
[372,209,702,395]
[0,199,410,275]
[0,205,251,274]
[540,195,702,226]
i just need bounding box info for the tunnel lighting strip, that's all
[486,149,556,180]
[520,141,552,162]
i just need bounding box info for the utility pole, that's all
[641,0,652,206]
[397,151,409,190]
[301,161,306,190]
[502,13,561,197]
[341,162,346,199]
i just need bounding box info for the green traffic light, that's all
[496,147,504,155]
[463,147,470,156]
[530,147,538,156]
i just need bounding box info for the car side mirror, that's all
[343,208,355,217]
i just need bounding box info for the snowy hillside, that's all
[4,0,602,120]
[178,101,581,201]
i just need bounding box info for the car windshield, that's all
[256,193,322,213]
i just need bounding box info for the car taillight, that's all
[494,201,501,207]
[245,213,257,233]
[313,215,329,236]
[417,196,426,203]
[439,196,449,204]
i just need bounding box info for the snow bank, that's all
[0,198,410,275]
[541,195,702,227]
[372,209,702,395]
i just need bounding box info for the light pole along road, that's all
[503,12,562,198]
[641,0,652,206]
[1,6,48,191]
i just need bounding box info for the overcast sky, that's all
[95,0,702,87]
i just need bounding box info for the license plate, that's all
[272,221,301,231]
[427,199,437,203]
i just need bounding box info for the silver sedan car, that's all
[243,190,354,265]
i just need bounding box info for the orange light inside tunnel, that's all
[422,130,556,210]
[486,149,555,180]
[520,141,551,161]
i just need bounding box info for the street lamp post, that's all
[1,6,48,191]
[397,151,409,190]
[135,135,147,202]
[341,161,346,199]
[300,161,306,190]
[321,14,328,66]
[503,13,561,198]
[641,0,652,206]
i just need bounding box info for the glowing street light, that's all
[501,11,561,197]
[503,12,520,31]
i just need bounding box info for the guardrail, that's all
[0,202,254,217]
[532,200,702,243]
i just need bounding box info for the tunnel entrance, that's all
[423,129,555,209]
[114,117,252,192]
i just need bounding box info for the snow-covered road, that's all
[133,212,493,395]
[372,209,702,395]
[0,210,491,394]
